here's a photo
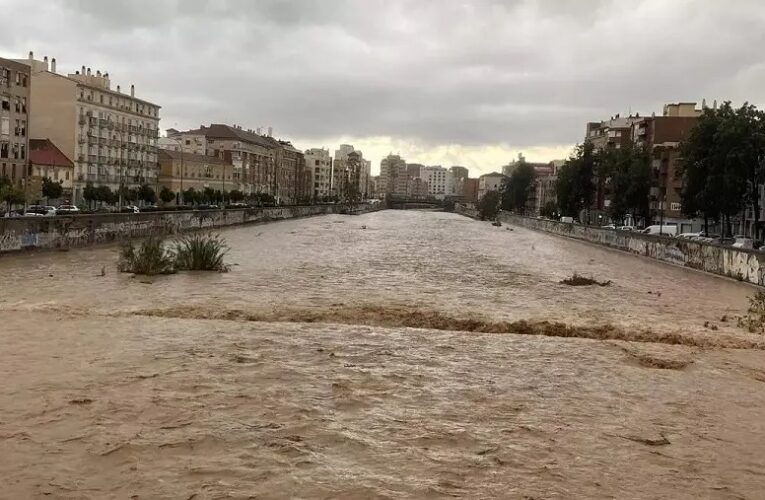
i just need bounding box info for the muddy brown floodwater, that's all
[1,210,765,499]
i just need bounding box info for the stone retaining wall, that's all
[453,204,765,286]
[496,212,765,286]
[0,204,377,254]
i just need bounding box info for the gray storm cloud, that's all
[1,0,764,156]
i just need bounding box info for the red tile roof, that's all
[29,139,74,168]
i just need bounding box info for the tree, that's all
[183,188,198,205]
[159,186,175,205]
[555,143,597,218]
[41,177,63,202]
[83,182,98,208]
[679,102,765,237]
[477,190,501,220]
[96,185,115,205]
[601,144,651,225]
[0,176,25,213]
[137,184,156,205]
[501,161,535,213]
[540,200,558,219]
[229,189,244,202]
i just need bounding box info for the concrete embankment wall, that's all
[0,204,377,254]
[454,204,765,286]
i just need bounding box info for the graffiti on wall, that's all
[494,212,765,287]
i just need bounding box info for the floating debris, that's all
[560,273,612,287]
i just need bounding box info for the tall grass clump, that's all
[174,233,230,272]
[117,238,176,275]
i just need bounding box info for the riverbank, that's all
[455,204,765,287]
[0,203,380,254]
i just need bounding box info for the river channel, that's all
[1,210,764,498]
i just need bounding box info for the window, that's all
[21,74,27,87]
[671,202,681,212]
[15,72,20,86]
[0,142,8,158]
[14,119,20,136]
[1,96,9,110]
[15,97,20,113]
[21,97,26,113]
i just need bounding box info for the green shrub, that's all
[738,291,765,334]
[174,233,229,272]
[117,238,176,275]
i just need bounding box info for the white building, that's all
[304,148,332,200]
[477,172,505,200]
[420,166,452,200]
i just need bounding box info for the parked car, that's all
[196,204,219,210]
[617,225,635,231]
[642,225,678,236]
[732,236,754,249]
[677,231,704,240]
[601,224,616,229]
[226,202,249,209]
[560,216,574,224]
[26,205,57,216]
[120,205,140,213]
[56,205,81,215]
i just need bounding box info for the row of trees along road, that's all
[679,102,765,239]
[553,142,652,225]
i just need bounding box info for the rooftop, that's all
[180,124,280,150]
[29,139,74,168]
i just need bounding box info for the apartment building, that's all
[631,102,701,228]
[0,56,30,185]
[332,144,370,200]
[18,53,160,204]
[170,124,275,197]
[421,166,452,200]
[157,149,233,198]
[304,148,332,200]
[379,154,408,197]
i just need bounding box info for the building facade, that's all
[29,138,74,202]
[158,149,233,198]
[304,148,332,200]
[20,53,160,204]
[463,178,479,204]
[477,172,505,200]
[332,144,369,200]
[421,166,452,200]
[379,154,408,197]
[0,56,30,186]
[170,124,276,197]
[631,103,701,228]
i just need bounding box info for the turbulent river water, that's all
[1,210,764,498]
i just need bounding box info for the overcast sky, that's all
[2,0,764,175]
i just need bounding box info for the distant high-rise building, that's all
[420,166,452,200]
[332,144,370,199]
[379,154,408,196]
[304,148,332,200]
